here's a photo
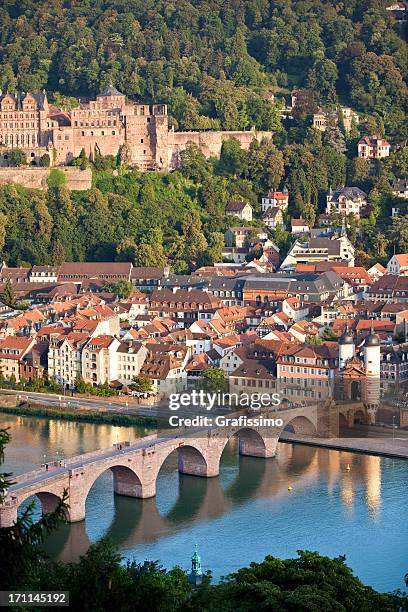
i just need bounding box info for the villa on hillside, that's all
[358,135,390,159]
[326,187,368,219]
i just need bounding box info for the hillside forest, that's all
[0,0,406,270]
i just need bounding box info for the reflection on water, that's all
[1,414,149,475]
[2,414,408,592]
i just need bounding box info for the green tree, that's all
[39,153,51,167]
[322,325,338,341]
[199,551,404,611]
[347,157,370,187]
[181,211,208,269]
[7,149,27,167]
[103,280,134,298]
[247,139,284,192]
[388,217,408,253]
[0,280,17,308]
[0,212,7,253]
[130,374,153,393]
[323,126,346,154]
[47,170,67,189]
[308,58,339,103]
[217,138,248,177]
[116,238,138,263]
[179,144,210,183]
[200,367,228,393]
[306,334,322,345]
[75,375,88,393]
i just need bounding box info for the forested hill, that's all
[0,0,406,138]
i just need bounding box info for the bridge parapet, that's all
[12,466,55,485]
[64,433,158,467]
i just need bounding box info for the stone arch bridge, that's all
[0,402,355,527]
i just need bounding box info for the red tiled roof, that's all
[394,254,408,267]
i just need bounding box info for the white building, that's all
[82,335,121,386]
[281,231,355,270]
[29,265,59,283]
[326,187,367,219]
[262,207,284,230]
[387,254,408,275]
[115,340,148,385]
[225,201,253,221]
[261,189,289,212]
[358,135,390,159]
[291,219,310,234]
[48,331,89,389]
[392,179,408,199]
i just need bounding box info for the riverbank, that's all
[0,404,158,428]
[280,432,408,460]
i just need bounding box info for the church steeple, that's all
[188,544,203,587]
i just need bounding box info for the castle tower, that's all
[339,327,355,369]
[363,329,380,377]
[362,328,381,423]
[188,545,203,587]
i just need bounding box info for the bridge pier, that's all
[112,466,148,498]
[178,445,219,478]
[239,436,278,458]
[113,478,156,499]
[67,498,86,523]
[0,503,17,528]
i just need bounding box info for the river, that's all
[1,413,407,592]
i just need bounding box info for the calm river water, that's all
[1,413,407,592]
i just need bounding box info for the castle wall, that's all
[0,146,49,167]
[0,166,92,191]
[53,124,125,165]
[168,129,273,169]
[0,91,273,174]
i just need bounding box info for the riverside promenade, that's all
[280,432,408,459]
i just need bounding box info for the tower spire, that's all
[188,544,203,587]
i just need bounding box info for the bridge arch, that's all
[282,415,317,436]
[155,443,210,482]
[83,463,145,502]
[223,427,269,458]
[17,490,66,521]
[219,432,266,500]
[153,443,213,521]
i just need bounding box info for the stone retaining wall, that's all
[0,166,92,191]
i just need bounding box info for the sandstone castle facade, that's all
[0,87,272,171]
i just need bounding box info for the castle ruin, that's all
[0,87,272,171]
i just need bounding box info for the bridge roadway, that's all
[0,403,331,527]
